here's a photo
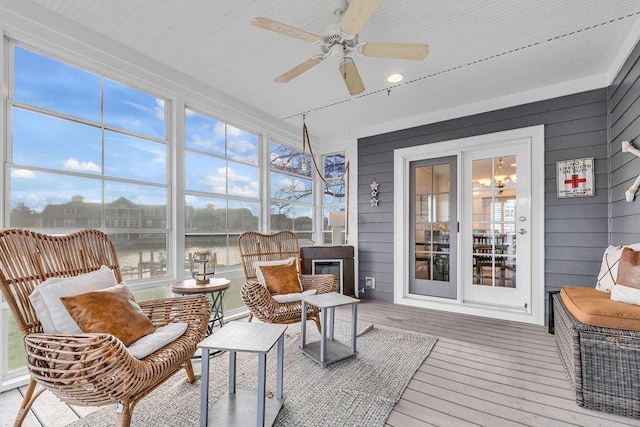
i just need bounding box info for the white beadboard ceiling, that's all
[10,0,640,142]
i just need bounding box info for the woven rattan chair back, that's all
[237,230,337,332]
[0,228,210,427]
[238,230,301,281]
[0,228,121,336]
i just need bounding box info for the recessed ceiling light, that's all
[387,73,404,83]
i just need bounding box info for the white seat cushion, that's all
[127,322,188,359]
[272,289,317,303]
[29,266,118,333]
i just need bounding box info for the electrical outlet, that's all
[365,277,375,289]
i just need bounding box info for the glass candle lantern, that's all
[190,250,216,284]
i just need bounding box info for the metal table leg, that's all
[199,348,210,427]
[351,302,358,354]
[257,352,267,427]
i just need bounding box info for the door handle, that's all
[518,229,526,235]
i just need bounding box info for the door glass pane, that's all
[414,163,450,282]
[472,156,517,287]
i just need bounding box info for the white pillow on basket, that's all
[611,285,640,306]
[595,243,640,293]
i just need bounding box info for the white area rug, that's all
[70,321,437,427]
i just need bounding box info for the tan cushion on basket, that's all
[616,247,640,289]
[61,284,156,346]
[560,286,640,331]
[258,259,303,295]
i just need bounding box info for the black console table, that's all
[300,246,355,296]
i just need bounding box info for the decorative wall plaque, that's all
[370,179,379,206]
[556,157,595,198]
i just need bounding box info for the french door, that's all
[396,126,541,321]
[462,143,531,310]
[409,156,457,299]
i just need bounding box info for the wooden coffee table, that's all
[300,292,359,368]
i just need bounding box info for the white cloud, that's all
[228,138,255,154]
[190,134,220,152]
[203,172,226,194]
[226,166,252,182]
[226,125,241,137]
[11,169,36,179]
[121,100,148,114]
[121,117,143,129]
[64,158,101,172]
[155,99,165,121]
[228,181,259,198]
[214,121,226,138]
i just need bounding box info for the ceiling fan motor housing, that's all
[251,0,428,95]
[321,23,358,60]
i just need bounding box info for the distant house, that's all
[37,195,167,231]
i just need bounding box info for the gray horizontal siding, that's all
[358,88,610,322]
[609,36,640,246]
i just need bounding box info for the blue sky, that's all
[10,45,263,213]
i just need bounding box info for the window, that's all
[270,142,313,241]
[184,108,260,310]
[322,152,346,244]
[2,39,328,386]
[8,43,169,281]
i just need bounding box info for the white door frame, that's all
[393,125,545,325]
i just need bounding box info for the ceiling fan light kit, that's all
[251,0,429,96]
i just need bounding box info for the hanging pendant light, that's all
[494,157,508,189]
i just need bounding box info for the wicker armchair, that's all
[0,229,211,427]
[238,230,338,331]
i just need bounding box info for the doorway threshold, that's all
[397,294,541,325]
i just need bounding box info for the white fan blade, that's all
[340,0,381,38]
[361,42,429,60]
[339,57,365,95]
[275,57,323,83]
[252,17,320,43]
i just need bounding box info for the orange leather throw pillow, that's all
[617,247,640,290]
[60,284,156,346]
[258,259,302,295]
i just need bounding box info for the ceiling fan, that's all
[251,0,429,96]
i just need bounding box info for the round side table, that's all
[172,278,230,335]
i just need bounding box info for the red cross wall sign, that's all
[556,157,595,198]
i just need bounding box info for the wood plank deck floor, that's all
[1,300,638,426]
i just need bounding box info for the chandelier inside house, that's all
[476,157,516,189]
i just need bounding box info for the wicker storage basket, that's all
[553,293,640,418]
